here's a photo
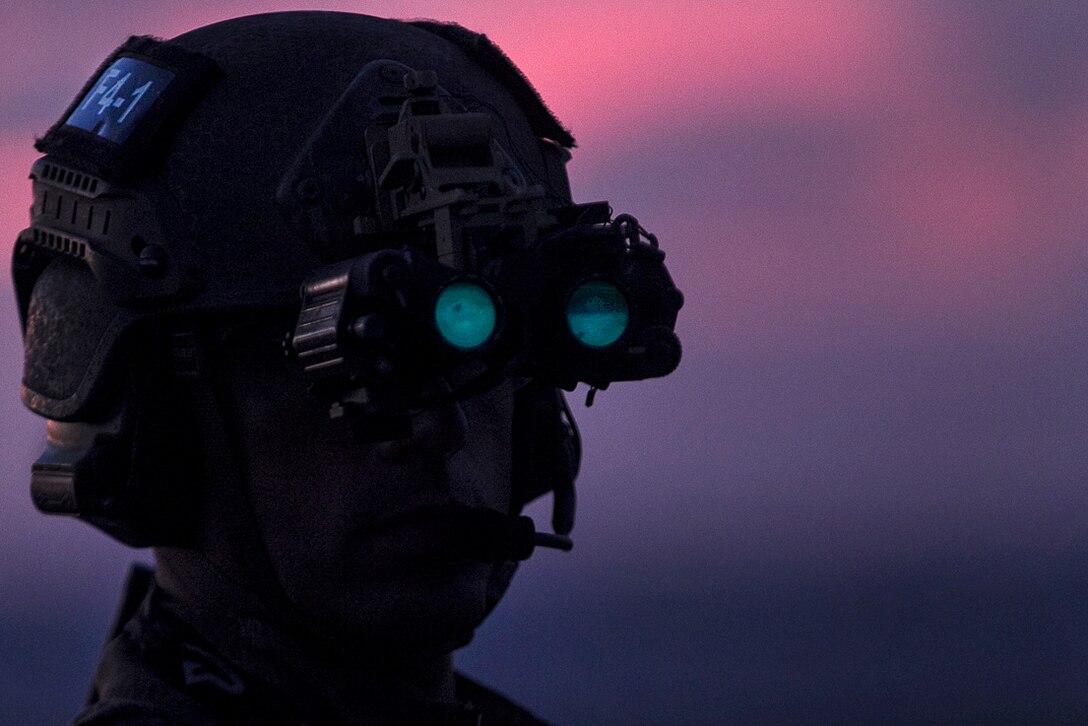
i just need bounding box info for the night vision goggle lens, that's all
[566,280,629,348]
[434,281,497,350]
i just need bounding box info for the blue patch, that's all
[65,57,175,144]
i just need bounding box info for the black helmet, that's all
[14,12,679,547]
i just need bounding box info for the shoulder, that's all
[73,701,190,726]
[455,673,557,726]
[71,566,220,726]
[72,626,218,726]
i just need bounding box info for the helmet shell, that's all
[17,12,574,421]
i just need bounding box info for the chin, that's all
[298,559,496,652]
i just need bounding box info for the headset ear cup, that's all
[510,380,581,512]
[29,324,203,546]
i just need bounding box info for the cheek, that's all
[239,408,450,585]
[221,351,378,590]
[237,400,361,590]
[446,383,517,512]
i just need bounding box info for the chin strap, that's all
[171,327,294,613]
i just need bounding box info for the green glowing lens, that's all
[566,281,629,348]
[434,281,497,350]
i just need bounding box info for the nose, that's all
[374,378,467,461]
[410,399,468,457]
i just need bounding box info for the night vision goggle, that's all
[285,67,683,438]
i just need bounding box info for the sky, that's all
[3,2,1088,724]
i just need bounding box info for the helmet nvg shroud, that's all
[13,13,682,551]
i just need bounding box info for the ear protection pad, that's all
[18,256,135,422]
[510,379,581,532]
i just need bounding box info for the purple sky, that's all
[3,2,1088,723]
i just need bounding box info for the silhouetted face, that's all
[218,332,518,650]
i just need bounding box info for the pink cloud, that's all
[1,3,919,137]
[0,135,39,295]
[493,3,922,138]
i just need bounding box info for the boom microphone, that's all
[454,508,572,562]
